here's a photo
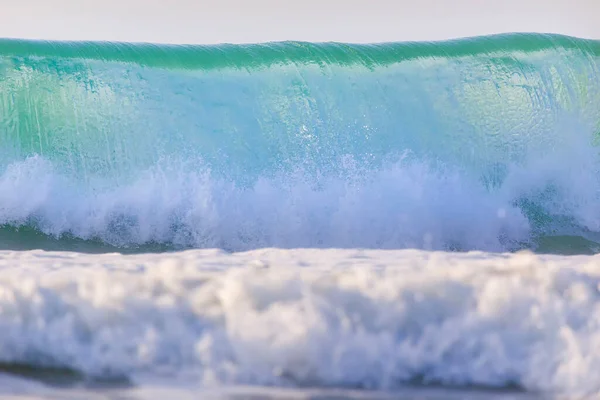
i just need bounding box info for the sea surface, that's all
[0,33,599,398]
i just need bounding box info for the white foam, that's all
[0,156,531,251]
[3,137,600,252]
[0,248,599,397]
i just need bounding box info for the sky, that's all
[0,0,599,44]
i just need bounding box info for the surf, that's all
[0,33,599,252]
[0,248,599,398]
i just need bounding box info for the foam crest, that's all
[0,156,529,251]
[3,129,600,252]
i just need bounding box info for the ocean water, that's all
[0,33,599,398]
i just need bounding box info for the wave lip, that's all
[0,33,598,69]
[0,248,598,397]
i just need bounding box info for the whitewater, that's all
[0,33,600,398]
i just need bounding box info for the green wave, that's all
[0,33,599,252]
[1,33,598,178]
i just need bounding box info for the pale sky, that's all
[0,0,598,44]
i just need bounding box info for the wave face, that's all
[1,34,600,252]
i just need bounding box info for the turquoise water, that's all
[0,33,599,253]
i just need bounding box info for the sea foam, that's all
[0,248,599,397]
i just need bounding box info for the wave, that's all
[0,33,599,252]
[0,248,599,397]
